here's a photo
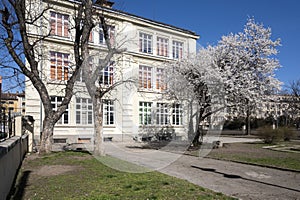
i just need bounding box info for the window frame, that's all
[156,103,169,125]
[51,96,69,125]
[50,11,69,38]
[50,51,69,81]
[103,100,115,125]
[139,102,152,125]
[172,40,184,59]
[99,65,114,86]
[139,65,152,90]
[171,104,183,126]
[99,24,115,45]
[75,98,93,125]
[139,32,153,54]
[157,36,169,57]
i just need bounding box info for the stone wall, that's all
[0,135,28,199]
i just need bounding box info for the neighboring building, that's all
[25,0,199,145]
[0,92,25,116]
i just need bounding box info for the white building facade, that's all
[25,0,199,146]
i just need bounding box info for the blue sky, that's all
[113,0,300,88]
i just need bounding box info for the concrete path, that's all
[103,137,300,200]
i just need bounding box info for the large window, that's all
[172,41,183,59]
[99,65,114,86]
[103,100,114,125]
[139,65,152,89]
[139,32,152,54]
[156,68,166,91]
[139,102,152,125]
[156,103,168,125]
[51,96,69,124]
[99,25,115,45]
[172,104,182,125]
[50,11,69,37]
[50,52,69,81]
[76,98,93,125]
[157,37,169,57]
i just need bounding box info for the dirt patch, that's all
[34,165,78,176]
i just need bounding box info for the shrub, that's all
[257,126,283,144]
[279,127,296,141]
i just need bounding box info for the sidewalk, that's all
[104,138,300,200]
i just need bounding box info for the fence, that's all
[0,109,16,140]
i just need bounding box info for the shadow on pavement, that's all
[191,165,300,193]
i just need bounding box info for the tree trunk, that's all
[39,118,54,154]
[246,106,251,135]
[93,97,105,156]
[192,123,204,146]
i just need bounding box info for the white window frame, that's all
[172,41,183,59]
[139,32,153,54]
[157,37,169,57]
[50,11,69,37]
[51,96,69,125]
[156,68,166,91]
[171,104,183,125]
[139,65,152,90]
[76,98,93,125]
[50,51,69,81]
[99,65,114,86]
[103,100,115,125]
[156,103,169,125]
[99,24,115,45]
[139,102,152,125]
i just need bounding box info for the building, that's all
[0,76,25,116]
[25,0,199,146]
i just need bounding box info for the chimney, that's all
[95,0,114,8]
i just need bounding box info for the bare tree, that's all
[0,0,97,153]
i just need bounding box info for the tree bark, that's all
[39,118,54,154]
[93,97,105,156]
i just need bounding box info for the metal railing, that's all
[0,109,15,140]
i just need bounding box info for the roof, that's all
[1,92,25,100]
[70,0,199,38]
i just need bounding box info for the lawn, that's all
[9,151,234,200]
[205,141,300,171]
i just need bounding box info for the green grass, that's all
[11,151,234,200]
[204,142,300,171]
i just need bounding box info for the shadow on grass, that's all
[8,170,31,200]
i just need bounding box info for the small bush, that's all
[279,127,296,141]
[257,126,283,144]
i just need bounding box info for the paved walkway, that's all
[103,137,300,200]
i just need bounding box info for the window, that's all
[50,11,69,37]
[103,100,114,125]
[76,98,93,125]
[89,30,93,43]
[51,96,69,124]
[172,41,183,59]
[139,32,152,54]
[139,102,152,125]
[50,52,69,81]
[156,68,166,91]
[157,37,168,57]
[99,24,115,45]
[139,65,152,89]
[99,65,114,86]
[172,104,182,125]
[156,103,168,125]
